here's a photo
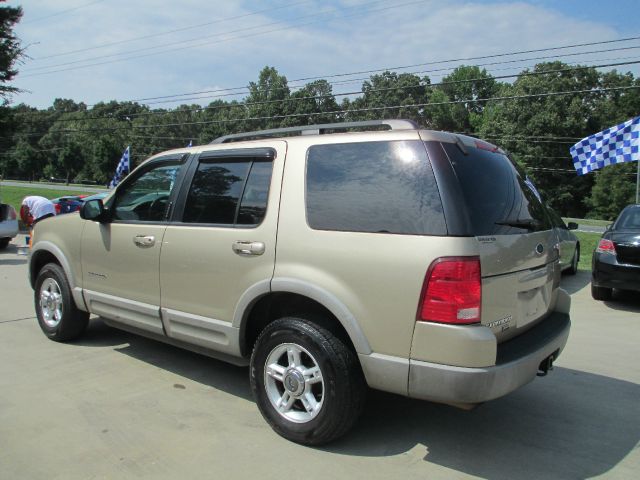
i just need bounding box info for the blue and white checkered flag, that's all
[570,116,640,175]
[109,146,130,188]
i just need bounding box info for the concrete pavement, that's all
[1,234,638,479]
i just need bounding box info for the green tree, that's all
[434,65,499,132]
[587,164,637,220]
[0,1,23,101]
[57,141,85,184]
[244,66,291,130]
[347,71,427,122]
[13,138,44,181]
[476,62,602,217]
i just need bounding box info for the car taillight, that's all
[596,239,616,254]
[418,257,481,324]
[8,206,17,220]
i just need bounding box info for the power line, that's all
[101,36,640,106]
[25,84,640,134]
[22,0,105,25]
[13,59,640,126]
[30,1,315,61]
[19,0,427,77]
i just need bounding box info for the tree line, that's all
[1,63,639,220]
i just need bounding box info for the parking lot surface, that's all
[1,234,639,479]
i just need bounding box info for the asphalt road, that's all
[1,234,638,480]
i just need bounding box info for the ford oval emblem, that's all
[535,243,545,255]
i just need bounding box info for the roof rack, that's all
[210,119,419,144]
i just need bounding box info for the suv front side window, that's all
[112,161,183,222]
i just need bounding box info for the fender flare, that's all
[233,277,372,355]
[30,241,87,311]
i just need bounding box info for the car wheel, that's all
[567,246,579,275]
[591,282,612,301]
[35,263,89,342]
[250,317,366,445]
[0,237,10,249]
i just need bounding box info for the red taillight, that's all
[8,206,17,220]
[596,239,616,254]
[418,257,481,324]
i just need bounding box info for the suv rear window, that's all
[441,142,551,235]
[306,140,446,235]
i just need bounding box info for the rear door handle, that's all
[232,241,265,256]
[133,235,155,248]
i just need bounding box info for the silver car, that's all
[0,202,19,249]
[548,208,580,275]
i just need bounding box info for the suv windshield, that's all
[441,142,551,236]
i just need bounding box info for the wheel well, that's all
[241,292,357,358]
[29,250,60,288]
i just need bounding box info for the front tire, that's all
[34,263,89,341]
[250,317,366,445]
[0,238,10,249]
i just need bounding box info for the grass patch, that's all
[575,231,601,271]
[0,185,90,213]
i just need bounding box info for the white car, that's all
[0,203,19,249]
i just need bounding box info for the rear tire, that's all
[250,317,366,445]
[567,246,579,275]
[591,283,612,301]
[0,238,9,249]
[34,263,89,341]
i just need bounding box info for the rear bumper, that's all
[592,254,640,292]
[408,312,570,404]
[0,219,19,239]
[359,311,570,405]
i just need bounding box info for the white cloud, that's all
[5,0,633,108]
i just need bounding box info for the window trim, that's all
[109,153,189,225]
[171,148,275,228]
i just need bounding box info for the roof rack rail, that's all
[210,119,419,144]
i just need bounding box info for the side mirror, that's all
[567,222,578,230]
[80,199,108,222]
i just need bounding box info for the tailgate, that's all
[479,230,561,343]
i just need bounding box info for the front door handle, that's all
[232,241,265,256]
[133,235,155,248]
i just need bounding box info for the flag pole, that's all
[636,157,639,204]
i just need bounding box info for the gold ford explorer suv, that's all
[29,120,571,445]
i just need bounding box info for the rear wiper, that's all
[495,218,541,231]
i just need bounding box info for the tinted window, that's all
[441,143,551,235]
[113,163,181,222]
[238,162,271,225]
[183,160,272,226]
[615,206,640,230]
[306,141,446,235]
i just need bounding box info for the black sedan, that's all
[591,204,640,300]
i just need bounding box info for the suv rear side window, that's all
[306,140,445,235]
[182,159,272,226]
[441,142,551,235]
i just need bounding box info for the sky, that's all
[5,0,640,109]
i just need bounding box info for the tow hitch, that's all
[537,353,556,377]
